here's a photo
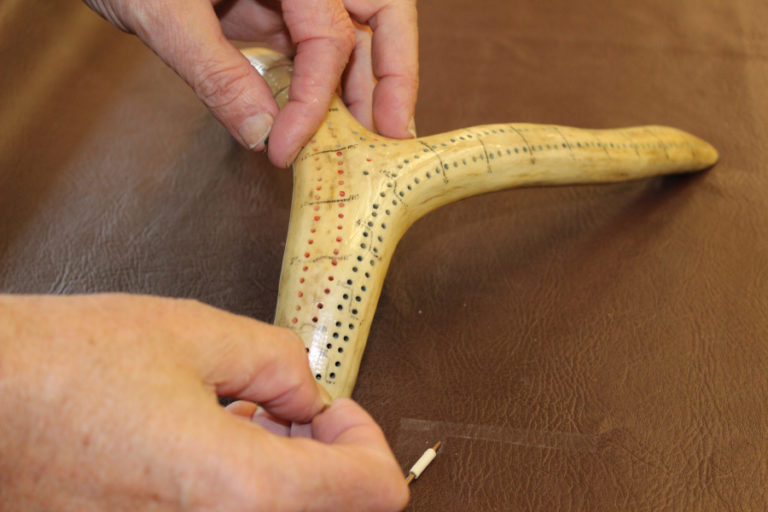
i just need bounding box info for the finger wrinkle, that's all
[191,61,256,111]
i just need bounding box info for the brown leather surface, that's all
[2,1,767,510]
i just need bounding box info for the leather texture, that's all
[2,1,766,510]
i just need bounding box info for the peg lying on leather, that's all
[406,441,443,485]
[243,48,718,399]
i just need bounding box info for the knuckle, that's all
[192,61,252,111]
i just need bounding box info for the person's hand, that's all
[83,0,419,168]
[0,294,408,510]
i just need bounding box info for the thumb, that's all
[179,302,331,423]
[128,0,278,151]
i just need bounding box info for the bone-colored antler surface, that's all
[243,48,718,399]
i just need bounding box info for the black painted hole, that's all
[352,267,358,272]
[315,374,322,380]
[330,373,336,379]
[326,343,332,349]
[333,332,339,339]
[335,361,341,367]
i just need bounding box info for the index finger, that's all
[260,398,409,510]
[267,0,357,167]
[345,0,419,139]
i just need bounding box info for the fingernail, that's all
[407,116,417,138]
[316,381,333,411]
[238,113,273,151]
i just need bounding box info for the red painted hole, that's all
[337,225,342,230]
[317,303,324,309]
[328,276,334,281]
[296,305,301,311]
[291,317,298,324]
[366,158,372,162]
[337,161,343,165]
[331,260,338,266]
[312,316,318,323]
[333,249,339,255]
[336,151,343,156]
[314,216,320,221]
[302,266,308,271]
[337,169,344,175]
[324,288,330,294]
[338,213,344,219]
[299,278,305,283]
[304,252,310,258]
[308,239,314,244]
[338,180,345,185]
[314,206,320,211]
[315,195,321,200]
[298,292,304,298]
[316,186,322,191]
[339,191,346,197]
[310,229,316,234]
[339,203,345,208]
[336,236,342,242]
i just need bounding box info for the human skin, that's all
[83,0,419,167]
[0,294,409,511]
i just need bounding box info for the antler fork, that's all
[243,48,718,399]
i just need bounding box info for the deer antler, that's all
[243,48,718,399]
